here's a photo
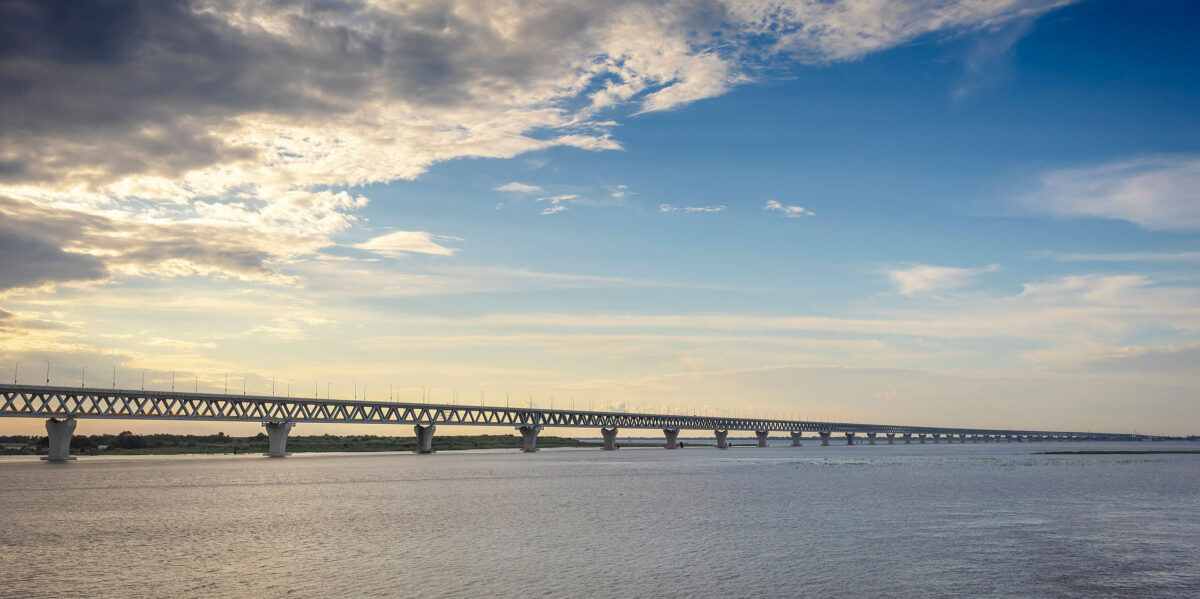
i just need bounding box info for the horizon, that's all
[2,0,1198,437]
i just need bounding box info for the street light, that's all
[45,360,50,385]
[286,379,292,398]
[112,365,116,390]
[12,361,17,384]
[171,370,175,392]
[80,366,86,387]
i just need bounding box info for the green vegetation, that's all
[1,431,602,455]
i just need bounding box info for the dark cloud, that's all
[0,202,107,291]
[0,196,296,290]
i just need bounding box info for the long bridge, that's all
[0,384,1142,460]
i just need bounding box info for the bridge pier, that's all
[845,432,856,445]
[601,427,618,450]
[413,424,436,454]
[918,433,926,444]
[867,432,877,445]
[932,433,941,444]
[518,425,542,452]
[903,433,912,444]
[755,430,769,447]
[41,417,77,462]
[819,431,831,446]
[886,433,895,445]
[960,434,968,443]
[715,430,729,449]
[790,431,803,447]
[663,428,680,449]
[263,421,293,457]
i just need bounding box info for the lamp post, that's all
[80,365,86,387]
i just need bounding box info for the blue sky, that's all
[1,0,1197,435]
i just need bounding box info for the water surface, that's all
[1,441,1197,598]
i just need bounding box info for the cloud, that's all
[352,231,461,257]
[0,0,1078,290]
[660,204,726,213]
[537,194,578,215]
[1019,155,1200,231]
[495,182,543,193]
[888,264,998,296]
[763,200,814,218]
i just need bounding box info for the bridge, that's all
[0,384,1142,460]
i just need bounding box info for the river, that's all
[1,441,1197,598]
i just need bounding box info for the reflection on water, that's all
[1,442,1197,598]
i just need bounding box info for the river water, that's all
[1,441,1197,598]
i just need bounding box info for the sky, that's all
[1,0,1197,437]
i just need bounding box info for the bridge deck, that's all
[0,384,1131,439]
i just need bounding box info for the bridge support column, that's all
[41,418,77,462]
[886,433,895,445]
[518,425,542,452]
[845,432,856,445]
[819,431,831,446]
[1017,435,1025,442]
[960,434,968,443]
[413,424,436,454]
[715,430,729,449]
[867,432,877,445]
[601,427,618,450]
[918,434,926,444]
[663,428,680,449]
[263,421,293,457]
[932,433,941,444]
[755,430,769,447]
[903,433,912,444]
[790,431,803,447]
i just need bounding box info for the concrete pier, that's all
[919,433,926,444]
[845,432,856,445]
[518,425,542,452]
[413,424,436,454]
[663,428,680,449]
[819,431,831,446]
[887,433,895,445]
[262,421,293,457]
[715,430,729,449]
[755,430,769,447]
[790,431,803,447]
[601,427,618,450]
[932,433,941,444]
[960,434,968,443]
[41,417,77,462]
[903,432,912,444]
[867,432,877,445]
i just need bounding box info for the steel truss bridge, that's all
[0,384,1141,459]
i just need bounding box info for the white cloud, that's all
[888,264,998,296]
[352,231,461,257]
[0,0,1074,288]
[536,194,578,215]
[495,182,543,193]
[1020,155,1200,231]
[661,204,726,213]
[763,200,814,218]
